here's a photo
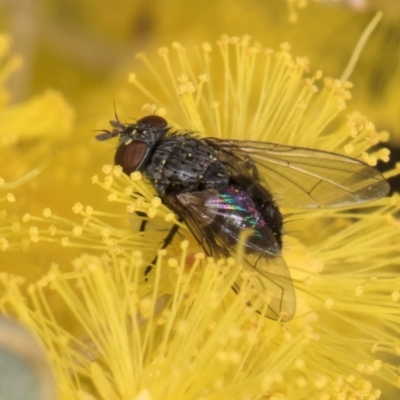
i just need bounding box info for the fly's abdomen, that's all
[177,186,282,257]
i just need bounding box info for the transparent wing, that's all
[232,255,295,321]
[167,189,296,321]
[205,138,390,208]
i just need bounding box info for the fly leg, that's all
[144,217,183,277]
[136,210,147,232]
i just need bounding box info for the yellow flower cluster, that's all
[1,33,399,399]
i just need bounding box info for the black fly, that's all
[96,115,390,321]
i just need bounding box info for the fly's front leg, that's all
[144,218,183,277]
[135,210,147,232]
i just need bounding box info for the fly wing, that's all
[205,138,390,209]
[166,188,296,321]
[232,254,296,321]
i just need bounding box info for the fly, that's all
[96,115,390,321]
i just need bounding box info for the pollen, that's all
[91,174,99,184]
[72,202,84,214]
[133,389,152,400]
[0,238,9,251]
[123,186,134,195]
[22,213,31,222]
[112,165,123,177]
[151,197,162,207]
[354,286,363,296]
[6,193,15,202]
[42,208,52,218]
[29,226,39,242]
[107,193,118,202]
[391,291,399,302]
[100,228,111,238]
[126,204,136,213]
[180,240,189,250]
[147,207,157,218]
[85,206,93,216]
[130,171,142,181]
[102,164,113,174]
[164,213,175,222]
[128,73,136,83]
[72,226,82,236]
[324,298,334,309]
[103,175,113,188]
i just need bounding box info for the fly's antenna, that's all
[113,100,120,123]
[96,103,127,141]
[108,102,126,130]
[95,102,124,141]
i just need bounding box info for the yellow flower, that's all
[2,36,400,399]
[0,33,74,280]
[284,0,400,145]
[0,34,73,182]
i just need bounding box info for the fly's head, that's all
[96,115,170,175]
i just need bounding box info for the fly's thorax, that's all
[146,136,230,196]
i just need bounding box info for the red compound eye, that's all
[114,140,149,175]
[137,115,168,129]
